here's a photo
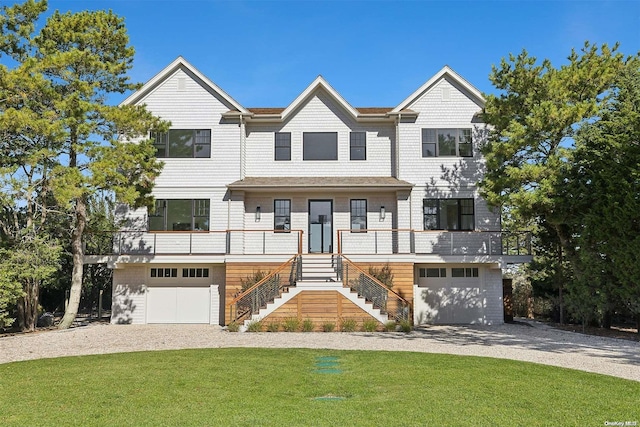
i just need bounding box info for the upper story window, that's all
[423,198,474,230]
[152,129,211,158]
[422,128,472,157]
[275,132,291,161]
[350,199,367,232]
[350,132,366,160]
[274,199,291,231]
[149,199,210,231]
[303,132,337,160]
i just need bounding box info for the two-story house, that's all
[88,57,531,329]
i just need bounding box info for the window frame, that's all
[421,128,473,158]
[274,132,291,161]
[451,267,479,278]
[350,199,367,232]
[151,129,211,158]
[349,131,366,161]
[302,132,338,161]
[423,198,475,231]
[274,199,291,232]
[148,199,210,232]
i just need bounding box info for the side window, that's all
[350,132,366,160]
[274,199,291,232]
[275,132,291,161]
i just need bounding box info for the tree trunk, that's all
[16,280,39,332]
[17,283,40,332]
[58,197,87,329]
[557,243,564,325]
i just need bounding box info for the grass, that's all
[0,349,638,426]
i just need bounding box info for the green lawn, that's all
[0,348,637,426]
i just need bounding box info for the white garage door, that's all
[147,286,210,324]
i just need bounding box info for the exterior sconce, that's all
[255,206,261,221]
[380,206,385,221]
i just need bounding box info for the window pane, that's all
[440,268,447,277]
[274,199,291,230]
[422,129,437,157]
[439,199,459,230]
[426,268,441,277]
[452,268,464,277]
[167,199,193,231]
[350,132,366,160]
[419,268,426,278]
[438,129,457,156]
[303,132,338,160]
[194,130,211,158]
[423,199,438,230]
[193,199,210,231]
[350,199,367,231]
[168,129,194,158]
[152,132,168,157]
[459,129,472,157]
[149,200,165,231]
[275,132,291,161]
[460,199,474,230]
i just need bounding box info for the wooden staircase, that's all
[241,254,389,330]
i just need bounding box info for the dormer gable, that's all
[391,65,485,114]
[120,56,249,114]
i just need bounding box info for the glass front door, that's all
[309,200,332,253]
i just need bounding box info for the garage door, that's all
[419,285,483,324]
[147,286,210,324]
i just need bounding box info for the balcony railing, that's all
[85,229,531,257]
[337,229,531,256]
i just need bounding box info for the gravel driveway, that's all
[1,320,638,382]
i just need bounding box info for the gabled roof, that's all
[120,56,249,114]
[280,75,359,121]
[391,65,485,113]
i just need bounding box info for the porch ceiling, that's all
[227,176,414,192]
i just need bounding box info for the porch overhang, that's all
[227,176,414,193]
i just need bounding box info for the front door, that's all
[309,200,332,253]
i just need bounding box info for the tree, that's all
[480,42,630,324]
[1,2,167,329]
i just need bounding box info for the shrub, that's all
[384,321,397,332]
[227,322,240,332]
[341,318,357,332]
[282,317,300,332]
[368,263,394,288]
[322,322,336,332]
[266,322,280,332]
[301,318,314,332]
[240,270,270,292]
[399,319,412,333]
[246,320,263,332]
[362,318,379,332]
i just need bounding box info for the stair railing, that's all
[336,255,410,322]
[228,254,301,324]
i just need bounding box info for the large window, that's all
[275,132,291,161]
[422,128,472,157]
[303,132,338,160]
[350,199,367,232]
[423,198,474,230]
[274,199,291,231]
[152,129,211,158]
[350,132,366,160]
[149,199,210,231]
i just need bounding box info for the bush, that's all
[362,318,379,332]
[368,263,394,288]
[227,322,240,332]
[341,318,357,332]
[246,320,263,332]
[384,321,397,332]
[301,318,314,332]
[282,317,300,332]
[240,270,270,292]
[322,322,336,332]
[399,319,412,333]
[266,322,280,332]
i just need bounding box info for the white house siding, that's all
[413,264,503,325]
[139,68,241,189]
[111,266,147,324]
[245,89,394,177]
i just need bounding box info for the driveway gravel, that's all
[1,320,638,382]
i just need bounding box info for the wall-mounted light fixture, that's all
[255,205,261,221]
[380,206,386,221]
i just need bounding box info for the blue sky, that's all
[43,1,640,107]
